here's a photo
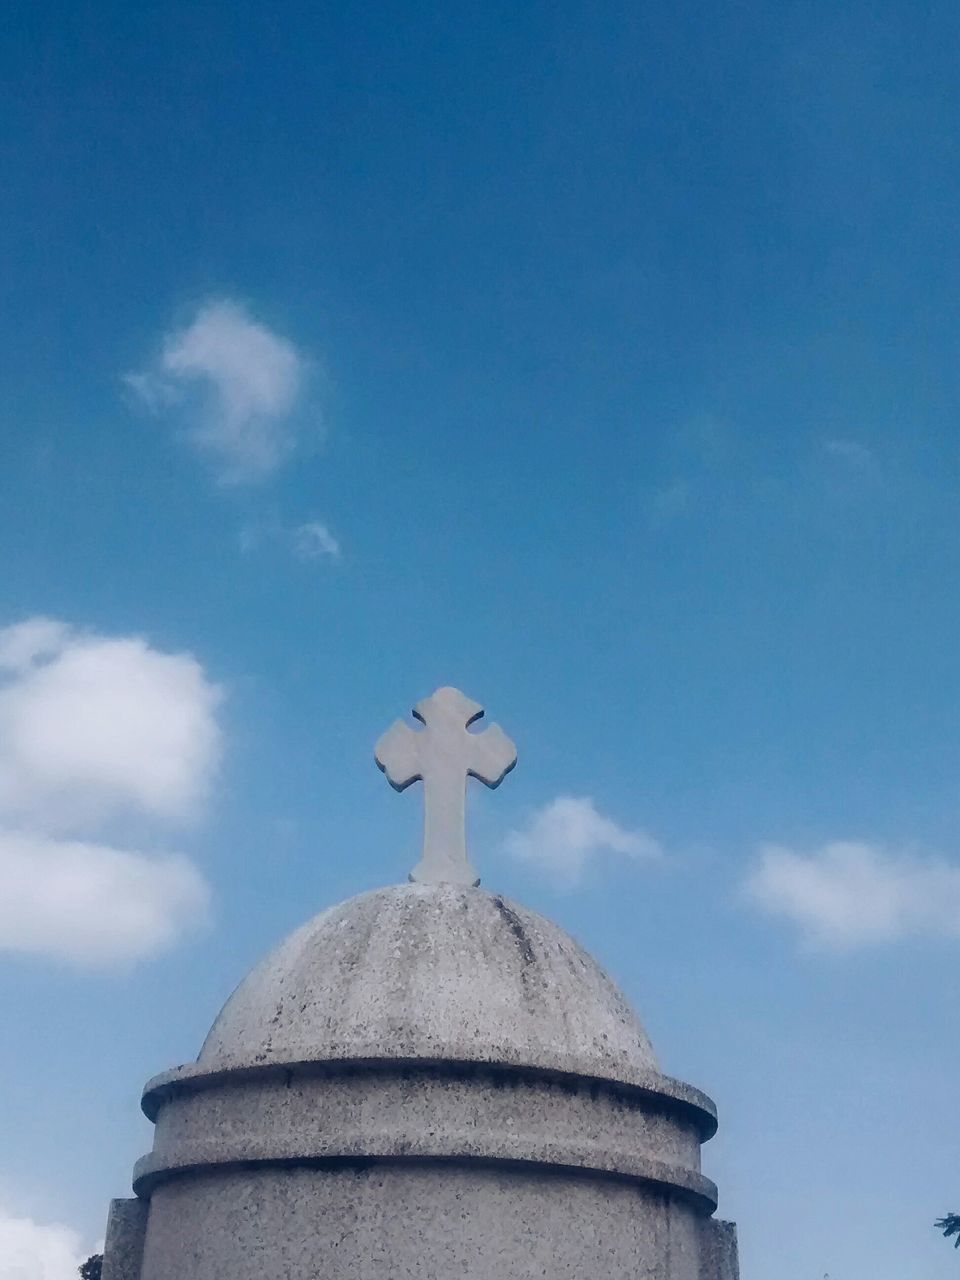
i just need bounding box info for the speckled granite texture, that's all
[198,884,660,1082]
[700,1219,741,1279]
[103,883,742,1278]
[100,1197,146,1280]
[140,1164,706,1280]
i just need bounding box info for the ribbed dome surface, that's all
[199,882,659,1082]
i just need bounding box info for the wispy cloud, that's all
[649,478,694,525]
[125,299,313,484]
[0,1206,91,1280]
[0,618,222,966]
[647,419,728,526]
[238,518,342,564]
[743,840,960,949]
[824,438,879,474]
[292,520,341,562]
[505,795,662,887]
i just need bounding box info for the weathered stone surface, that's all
[699,1219,740,1279]
[194,883,660,1082]
[100,1198,147,1280]
[110,872,741,1278]
[139,1164,706,1280]
[135,1061,717,1209]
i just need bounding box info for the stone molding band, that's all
[136,1057,718,1214]
[141,1055,718,1138]
[133,1151,718,1213]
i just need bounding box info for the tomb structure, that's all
[102,686,740,1280]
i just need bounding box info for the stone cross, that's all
[375,686,517,887]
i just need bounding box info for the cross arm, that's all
[467,722,517,788]
[374,720,421,791]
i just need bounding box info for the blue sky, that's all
[1,0,959,1275]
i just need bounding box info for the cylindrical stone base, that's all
[139,1162,706,1280]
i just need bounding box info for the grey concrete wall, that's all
[139,1163,706,1280]
[699,1219,740,1280]
[101,1198,147,1280]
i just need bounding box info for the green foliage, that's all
[79,1256,103,1280]
[936,1214,960,1248]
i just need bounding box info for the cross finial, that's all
[375,686,517,887]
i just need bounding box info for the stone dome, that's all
[196,881,660,1086]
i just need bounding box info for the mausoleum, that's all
[101,687,740,1280]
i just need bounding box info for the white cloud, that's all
[293,520,341,562]
[0,618,220,967]
[743,840,960,949]
[126,299,310,483]
[0,619,72,673]
[0,1207,90,1280]
[0,830,209,966]
[0,619,222,828]
[505,795,662,886]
